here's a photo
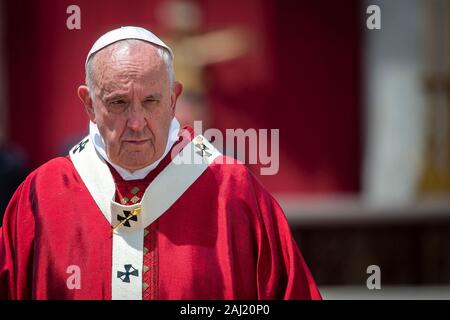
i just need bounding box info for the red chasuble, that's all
[0,128,321,300]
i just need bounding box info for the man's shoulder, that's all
[210,155,250,176]
[7,156,78,203]
[25,156,75,182]
[206,155,283,219]
[208,155,263,192]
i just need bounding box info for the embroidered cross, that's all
[117,264,139,283]
[195,142,212,158]
[117,210,138,228]
[72,138,89,154]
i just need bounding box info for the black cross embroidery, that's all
[117,210,138,227]
[195,142,212,158]
[117,264,139,283]
[72,138,89,154]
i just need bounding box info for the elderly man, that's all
[0,26,320,300]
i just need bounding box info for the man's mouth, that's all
[124,139,150,146]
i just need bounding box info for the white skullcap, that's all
[85,26,173,66]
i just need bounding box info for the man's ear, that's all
[170,81,183,115]
[78,85,96,123]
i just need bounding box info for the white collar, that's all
[89,118,180,181]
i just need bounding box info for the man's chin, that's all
[123,160,153,171]
[119,153,159,171]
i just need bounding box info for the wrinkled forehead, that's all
[91,39,162,69]
[90,40,167,88]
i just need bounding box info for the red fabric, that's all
[0,130,321,300]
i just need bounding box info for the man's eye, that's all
[111,100,126,105]
[107,100,127,113]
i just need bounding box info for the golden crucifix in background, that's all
[156,0,250,129]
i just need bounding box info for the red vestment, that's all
[0,130,321,300]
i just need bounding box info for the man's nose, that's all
[127,103,147,131]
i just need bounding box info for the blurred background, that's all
[1,0,450,299]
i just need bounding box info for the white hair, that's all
[85,40,175,99]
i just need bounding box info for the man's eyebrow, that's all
[143,93,162,100]
[102,92,128,101]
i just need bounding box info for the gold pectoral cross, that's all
[112,207,142,231]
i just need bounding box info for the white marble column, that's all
[363,0,426,205]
